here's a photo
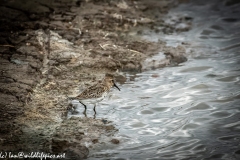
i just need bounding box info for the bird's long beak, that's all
[113,82,120,91]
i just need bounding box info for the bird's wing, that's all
[76,83,106,99]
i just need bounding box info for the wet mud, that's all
[0,0,189,159]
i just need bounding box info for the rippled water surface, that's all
[77,1,240,159]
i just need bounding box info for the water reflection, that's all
[75,0,240,159]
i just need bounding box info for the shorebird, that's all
[68,74,120,115]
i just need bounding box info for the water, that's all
[74,1,240,159]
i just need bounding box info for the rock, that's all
[92,139,99,144]
[52,138,70,153]
[110,139,120,144]
[151,74,159,78]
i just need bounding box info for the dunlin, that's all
[68,74,120,115]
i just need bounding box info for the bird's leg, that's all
[83,110,87,117]
[79,101,87,115]
[93,104,97,119]
[93,104,96,114]
[79,101,87,109]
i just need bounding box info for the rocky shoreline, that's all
[0,0,189,159]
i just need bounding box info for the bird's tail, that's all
[67,96,76,100]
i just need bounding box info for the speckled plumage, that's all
[69,74,120,114]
